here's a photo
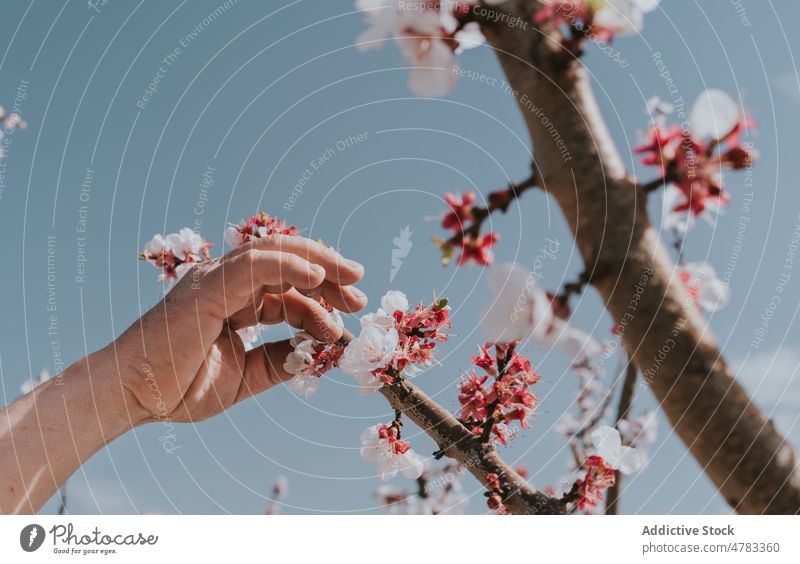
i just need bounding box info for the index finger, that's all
[245,235,364,286]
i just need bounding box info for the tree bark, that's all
[481,0,800,514]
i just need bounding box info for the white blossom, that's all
[594,0,661,36]
[690,88,741,141]
[480,263,553,344]
[360,424,424,481]
[380,290,409,315]
[355,0,483,97]
[618,411,658,452]
[590,425,646,475]
[340,325,399,394]
[284,332,321,399]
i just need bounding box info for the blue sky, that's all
[1,0,798,514]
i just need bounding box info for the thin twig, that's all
[605,357,638,515]
[444,171,540,248]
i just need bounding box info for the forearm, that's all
[0,351,139,514]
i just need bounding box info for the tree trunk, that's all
[481,0,800,514]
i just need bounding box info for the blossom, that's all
[264,475,289,515]
[678,261,730,312]
[284,332,345,399]
[593,0,661,36]
[224,211,298,247]
[458,342,540,445]
[573,455,615,510]
[636,89,756,228]
[535,0,660,41]
[375,461,468,514]
[590,425,645,474]
[539,316,605,361]
[380,290,409,315]
[481,264,603,363]
[360,423,424,481]
[0,106,27,130]
[434,231,500,267]
[0,106,27,156]
[617,411,658,452]
[345,292,450,393]
[140,228,212,281]
[457,232,499,266]
[355,0,483,97]
[441,191,476,231]
[340,325,400,393]
[375,484,412,511]
[480,263,554,344]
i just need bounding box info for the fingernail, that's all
[351,287,367,300]
[311,264,326,278]
[345,259,364,271]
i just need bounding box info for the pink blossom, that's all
[140,228,212,281]
[441,191,476,231]
[360,423,424,481]
[636,89,756,228]
[535,0,660,41]
[458,342,540,445]
[224,211,298,247]
[456,232,499,266]
[343,292,450,393]
[284,332,345,399]
[355,0,483,97]
[573,455,615,510]
[678,261,730,312]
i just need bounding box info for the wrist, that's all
[75,348,152,433]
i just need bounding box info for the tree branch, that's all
[482,0,800,514]
[337,330,564,514]
[443,169,539,248]
[379,376,565,514]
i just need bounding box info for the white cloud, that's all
[734,348,800,449]
[774,71,800,102]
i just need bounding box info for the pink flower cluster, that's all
[140,228,213,281]
[224,211,298,247]
[484,472,508,515]
[355,0,492,97]
[360,422,424,481]
[284,331,345,399]
[457,342,540,445]
[436,191,500,266]
[534,0,661,45]
[434,189,521,267]
[636,90,756,221]
[573,455,615,511]
[341,292,450,393]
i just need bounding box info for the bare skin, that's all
[0,235,367,514]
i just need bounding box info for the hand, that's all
[107,234,366,426]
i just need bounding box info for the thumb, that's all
[234,340,295,403]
